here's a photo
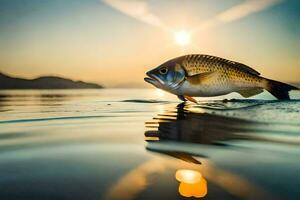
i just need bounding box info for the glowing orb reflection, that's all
[176,169,208,198]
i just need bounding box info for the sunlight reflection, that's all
[176,169,202,184]
[176,169,207,198]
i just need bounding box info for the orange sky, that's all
[0,0,299,87]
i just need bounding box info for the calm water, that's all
[0,89,299,200]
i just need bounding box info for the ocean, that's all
[0,89,299,200]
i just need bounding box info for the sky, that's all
[0,0,299,87]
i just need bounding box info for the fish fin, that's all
[211,55,260,76]
[231,62,260,76]
[186,71,219,85]
[184,95,198,104]
[182,54,260,76]
[237,88,264,98]
[264,78,299,100]
[208,55,261,76]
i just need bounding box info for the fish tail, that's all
[263,78,299,100]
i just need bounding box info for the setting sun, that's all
[174,30,191,46]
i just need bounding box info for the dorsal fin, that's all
[205,55,260,76]
[228,60,260,76]
[183,54,261,76]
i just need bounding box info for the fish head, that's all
[144,59,186,92]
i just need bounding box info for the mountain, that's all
[0,72,103,89]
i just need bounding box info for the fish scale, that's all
[181,54,262,87]
[145,54,298,100]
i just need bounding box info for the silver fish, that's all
[144,54,298,101]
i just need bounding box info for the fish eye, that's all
[159,67,168,74]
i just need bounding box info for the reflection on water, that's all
[144,143,272,199]
[0,89,299,200]
[143,102,300,199]
[176,169,208,198]
[145,102,300,145]
[176,169,202,184]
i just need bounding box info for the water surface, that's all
[0,89,299,200]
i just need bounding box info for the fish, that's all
[144,54,299,102]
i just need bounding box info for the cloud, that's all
[198,0,282,30]
[217,0,282,22]
[103,0,282,32]
[102,0,165,28]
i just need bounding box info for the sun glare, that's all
[174,31,191,46]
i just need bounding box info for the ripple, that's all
[0,115,114,124]
[121,99,171,103]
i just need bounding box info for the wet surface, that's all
[0,89,299,200]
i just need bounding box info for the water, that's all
[0,89,299,200]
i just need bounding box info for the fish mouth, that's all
[144,77,156,85]
[144,71,162,87]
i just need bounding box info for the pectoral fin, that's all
[237,88,264,98]
[177,95,198,104]
[184,95,198,104]
[186,71,219,85]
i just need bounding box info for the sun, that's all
[174,30,191,46]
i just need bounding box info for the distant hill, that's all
[0,72,103,89]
